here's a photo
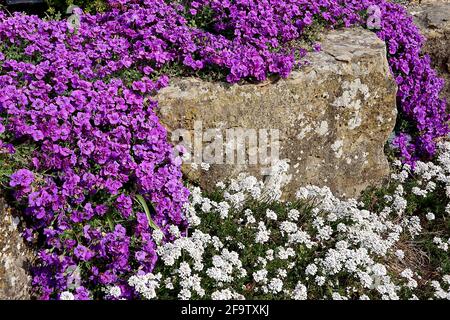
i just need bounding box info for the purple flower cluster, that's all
[0,0,448,299]
[0,3,190,299]
[375,3,448,162]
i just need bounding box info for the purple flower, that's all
[10,169,34,189]
[32,130,44,141]
[74,287,91,300]
[132,81,146,93]
[135,251,147,261]
[78,140,95,156]
[74,245,95,262]
[312,43,322,52]
[116,194,133,219]
[303,15,313,25]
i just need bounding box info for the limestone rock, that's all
[157,28,397,198]
[409,1,450,103]
[0,196,34,300]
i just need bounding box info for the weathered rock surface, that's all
[157,28,398,198]
[0,197,34,300]
[409,1,450,103]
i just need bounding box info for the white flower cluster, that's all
[211,289,245,300]
[431,276,450,299]
[293,185,416,300]
[291,282,307,300]
[60,291,75,300]
[433,237,450,252]
[127,143,450,300]
[206,249,247,283]
[177,263,205,300]
[255,221,271,244]
[103,285,122,299]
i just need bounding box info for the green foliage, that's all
[0,43,42,190]
[154,193,318,300]
[0,41,43,64]
[135,194,161,231]
[362,160,450,280]
[0,144,37,189]
[45,0,109,15]
[183,4,216,31]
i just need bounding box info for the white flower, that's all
[412,187,427,197]
[152,229,164,244]
[395,250,405,260]
[431,280,450,299]
[108,286,122,298]
[266,249,274,261]
[426,181,436,191]
[332,292,347,300]
[406,216,422,236]
[317,225,333,241]
[426,212,435,221]
[433,237,449,251]
[211,289,245,300]
[206,249,244,284]
[280,221,298,235]
[201,198,214,213]
[60,291,75,300]
[296,188,310,200]
[288,229,315,248]
[288,209,300,221]
[164,278,174,290]
[200,162,210,171]
[178,262,192,277]
[443,203,450,216]
[277,269,287,278]
[266,209,277,220]
[291,282,307,300]
[253,269,268,283]
[179,274,205,298]
[255,222,271,244]
[217,201,231,219]
[268,278,283,294]
[371,264,387,277]
[246,215,256,224]
[305,264,318,276]
[128,273,161,300]
[216,181,226,189]
[392,195,407,214]
[315,276,326,286]
[151,142,450,301]
[178,288,192,300]
[400,269,417,289]
[169,225,181,238]
[277,247,295,260]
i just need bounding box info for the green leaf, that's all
[135,194,160,231]
[106,213,114,232]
